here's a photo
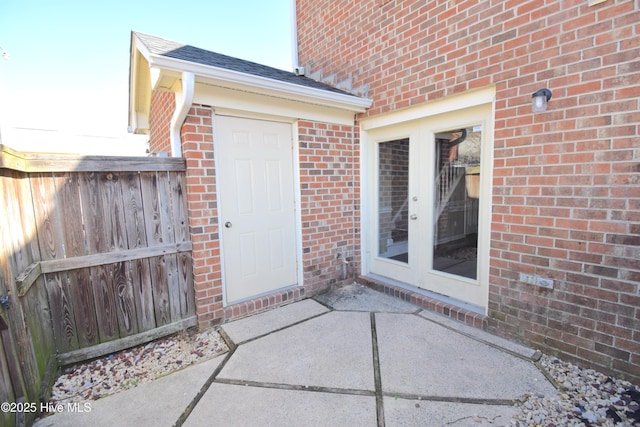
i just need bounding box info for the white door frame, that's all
[360,87,496,312]
[213,111,303,306]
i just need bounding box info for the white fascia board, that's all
[146,53,372,113]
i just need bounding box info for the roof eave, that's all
[128,33,152,134]
[146,53,373,113]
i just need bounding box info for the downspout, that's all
[170,72,195,157]
[290,0,299,70]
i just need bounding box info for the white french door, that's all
[367,103,493,309]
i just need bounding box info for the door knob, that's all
[410,214,418,220]
[225,221,233,228]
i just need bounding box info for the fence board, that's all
[101,172,128,252]
[80,172,119,343]
[90,265,119,343]
[0,333,16,427]
[39,242,192,273]
[0,145,187,173]
[31,174,79,352]
[43,273,78,352]
[113,261,137,336]
[1,170,54,417]
[120,172,147,248]
[121,172,155,331]
[172,172,195,317]
[60,173,99,348]
[157,172,181,322]
[177,253,195,316]
[57,316,197,366]
[128,257,155,331]
[5,171,55,376]
[158,171,181,322]
[150,255,171,326]
[11,205,55,380]
[80,172,106,254]
[141,173,172,326]
[96,172,136,338]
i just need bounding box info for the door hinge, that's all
[0,294,11,310]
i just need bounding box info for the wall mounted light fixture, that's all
[532,88,552,113]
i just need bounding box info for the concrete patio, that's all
[35,284,557,426]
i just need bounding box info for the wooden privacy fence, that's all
[0,145,195,426]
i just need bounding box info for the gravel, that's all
[49,328,228,405]
[513,355,640,426]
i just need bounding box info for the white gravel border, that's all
[49,328,228,405]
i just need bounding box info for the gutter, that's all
[170,72,195,157]
[148,55,371,113]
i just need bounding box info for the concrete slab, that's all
[185,383,377,427]
[418,309,540,360]
[218,311,375,391]
[34,356,225,427]
[375,312,557,400]
[384,397,519,426]
[222,299,330,344]
[314,283,418,313]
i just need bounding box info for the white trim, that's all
[292,120,304,289]
[211,111,228,306]
[213,108,295,124]
[193,82,357,126]
[169,72,195,157]
[360,127,372,277]
[361,85,496,131]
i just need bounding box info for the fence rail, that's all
[0,145,194,426]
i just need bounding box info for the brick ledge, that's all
[356,275,487,329]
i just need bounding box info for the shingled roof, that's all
[133,32,352,96]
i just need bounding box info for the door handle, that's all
[225,221,233,228]
[410,214,418,220]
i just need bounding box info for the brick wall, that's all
[297,0,640,382]
[178,105,222,325]
[298,120,360,291]
[148,90,174,154]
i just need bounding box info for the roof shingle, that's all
[134,32,352,96]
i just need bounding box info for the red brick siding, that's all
[179,105,222,325]
[297,0,640,383]
[298,120,360,293]
[148,90,174,154]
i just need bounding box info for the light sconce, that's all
[532,88,552,113]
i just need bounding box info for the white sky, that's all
[0,0,293,155]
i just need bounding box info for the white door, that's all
[216,115,298,304]
[368,103,493,309]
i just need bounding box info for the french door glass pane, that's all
[433,127,481,279]
[378,138,409,263]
